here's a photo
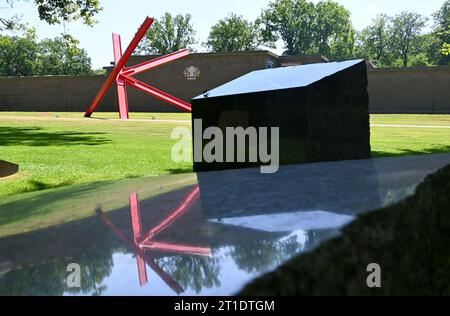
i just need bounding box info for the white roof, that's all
[194,59,364,99]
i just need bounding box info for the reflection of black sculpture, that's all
[192,59,371,172]
[198,158,381,219]
[239,164,450,295]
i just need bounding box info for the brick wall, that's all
[1,52,449,114]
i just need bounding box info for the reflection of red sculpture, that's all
[85,16,192,120]
[97,186,211,294]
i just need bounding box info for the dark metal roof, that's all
[194,59,364,99]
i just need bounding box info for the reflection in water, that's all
[229,235,303,274]
[209,211,354,232]
[156,256,221,294]
[97,187,211,294]
[382,186,417,208]
[0,248,114,296]
[1,154,450,295]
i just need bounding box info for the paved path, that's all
[91,118,192,123]
[0,115,191,124]
[3,115,450,128]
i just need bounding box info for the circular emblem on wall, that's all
[183,66,200,80]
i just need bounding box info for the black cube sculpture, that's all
[191,59,371,172]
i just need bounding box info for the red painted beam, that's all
[129,192,148,285]
[136,255,148,287]
[84,17,154,117]
[121,74,192,112]
[116,78,129,120]
[141,241,211,256]
[97,209,183,294]
[141,186,200,242]
[130,192,143,243]
[112,33,123,65]
[122,49,189,77]
[112,33,130,120]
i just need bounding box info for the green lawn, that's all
[0,112,192,198]
[1,112,450,198]
[0,111,191,121]
[371,114,450,126]
[370,115,450,157]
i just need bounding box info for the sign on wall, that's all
[184,66,201,80]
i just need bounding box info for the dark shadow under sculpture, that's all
[0,160,19,178]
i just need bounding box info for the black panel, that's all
[191,60,371,172]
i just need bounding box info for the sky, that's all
[2,0,447,69]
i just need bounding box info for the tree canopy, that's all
[433,0,450,63]
[2,0,450,73]
[356,12,433,67]
[261,0,355,59]
[356,14,392,67]
[0,28,38,76]
[0,28,92,76]
[205,14,275,53]
[36,34,93,75]
[390,12,428,67]
[1,0,102,30]
[136,12,197,55]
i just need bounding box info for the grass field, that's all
[0,112,192,197]
[1,112,450,198]
[370,115,450,157]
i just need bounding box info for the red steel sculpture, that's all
[97,186,211,293]
[85,17,192,119]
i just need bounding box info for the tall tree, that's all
[205,14,275,52]
[314,0,355,59]
[0,28,92,76]
[409,33,442,66]
[262,0,316,55]
[442,26,450,56]
[433,0,450,64]
[36,34,92,75]
[1,0,102,30]
[262,0,355,57]
[356,14,392,67]
[443,42,450,55]
[136,12,197,55]
[0,28,39,76]
[390,12,427,67]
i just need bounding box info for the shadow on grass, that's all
[14,180,76,195]
[372,145,450,158]
[0,127,110,146]
[166,167,194,175]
